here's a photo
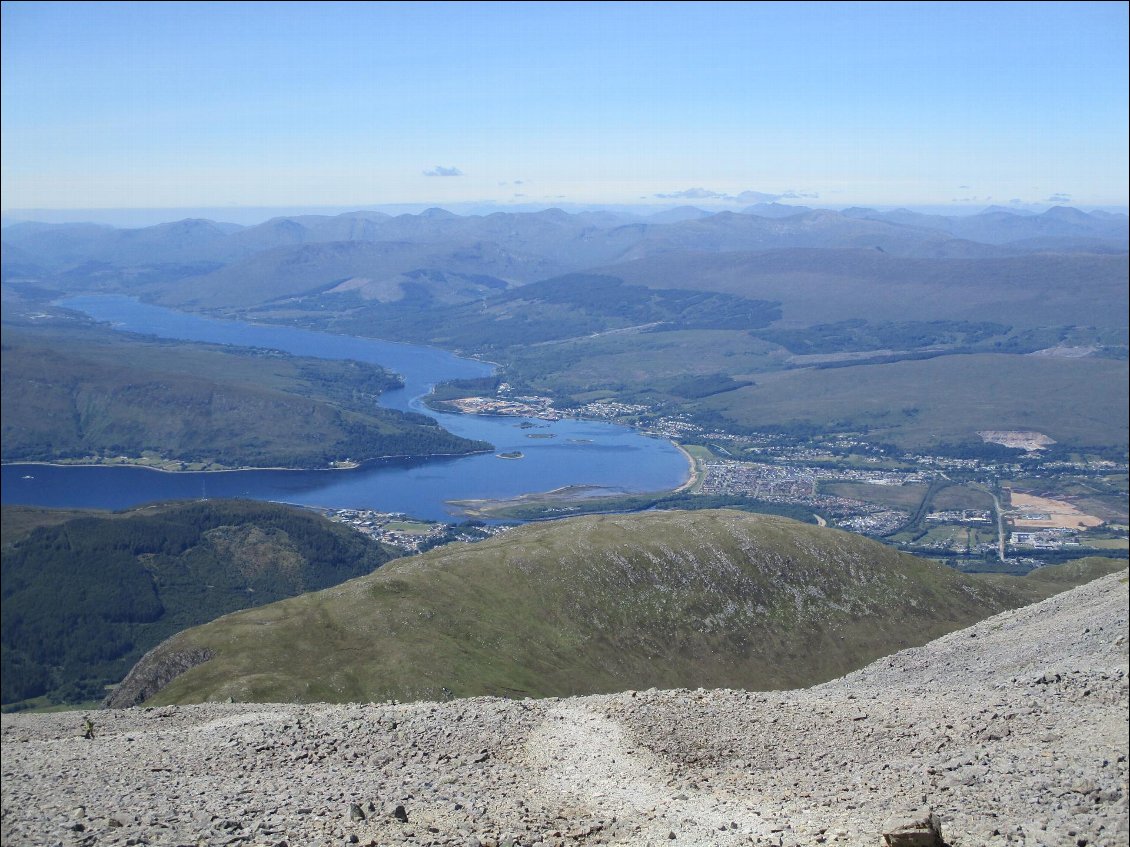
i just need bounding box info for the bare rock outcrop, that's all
[882,808,944,846]
[102,643,214,709]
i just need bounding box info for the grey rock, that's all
[882,808,944,847]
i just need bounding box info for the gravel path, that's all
[3,572,1126,847]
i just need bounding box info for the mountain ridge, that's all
[106,509,1119,708]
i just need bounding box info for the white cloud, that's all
[654,187,818,203]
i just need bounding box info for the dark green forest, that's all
[1,500,397,708]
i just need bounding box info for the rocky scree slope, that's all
[107,511,1024,706]
[2,570,1126,847]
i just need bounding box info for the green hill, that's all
[1,321,490,469]
[697,352,1130,451]
[0,501,398,708]
[109,509,1106,708]
[604,248,1130,329]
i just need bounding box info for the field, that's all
[821,481,928,510]
[1009,492,1106,529]
[931,485,997,510]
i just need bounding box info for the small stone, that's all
[349,803,366,821]
[393,805,409,823]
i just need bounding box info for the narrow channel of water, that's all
[1,297,688,520]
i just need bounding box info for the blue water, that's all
[1,297,688,520]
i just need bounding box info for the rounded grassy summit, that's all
[108,509,1071,708]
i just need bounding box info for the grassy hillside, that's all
[0,500,397,708]
[1,322,489,468]
[605,249,1130,330]
[257,272,781,353]
[698,352,1129,450]
[116,510,1080,708]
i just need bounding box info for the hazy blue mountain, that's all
[4,207,1125,310]
[740,203,815,218]
[834,205,1127,249]
[608,209,983,260]
[647,206,714,223]
[1,219,248,268]
[154,239,549,308]
[1,223,119,268]
[981,205,1038,216]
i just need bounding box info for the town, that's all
[425,388,1127,572]
[322,508,513,552]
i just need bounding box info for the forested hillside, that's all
[1,321,490,468]
[0,500,397,708]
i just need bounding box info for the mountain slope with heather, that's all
[108,509,1115,708]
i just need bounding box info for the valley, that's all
[3,6,1127,844]
[2,203,1127,711]
[0,500,400,708]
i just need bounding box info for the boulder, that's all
[882,807,944,847]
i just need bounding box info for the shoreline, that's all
[1,447,495,476]
[669,440,699,493]
[446,448,696,520]
[15,300,687,510]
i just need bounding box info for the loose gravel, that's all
[3,572,1126,847]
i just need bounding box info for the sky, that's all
[2,1,1128,216]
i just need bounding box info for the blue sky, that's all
[2,1,1127,213]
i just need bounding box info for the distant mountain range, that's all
[4,204,1124,282]
[4,204,1124,320]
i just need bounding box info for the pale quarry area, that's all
[977,431,1056,452]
